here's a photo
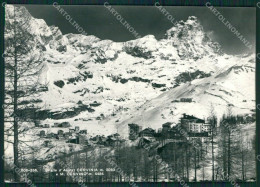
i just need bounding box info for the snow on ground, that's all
[4,6,255,174]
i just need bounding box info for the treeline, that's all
[5,110,255,182]
[216,112,255,182]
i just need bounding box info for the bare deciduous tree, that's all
[4,5,45,181]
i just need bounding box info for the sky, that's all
[22,5,255,55]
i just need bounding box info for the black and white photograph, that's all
[2,2,256,185]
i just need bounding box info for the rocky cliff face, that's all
[165,16,223,60]
[5,5,255,136]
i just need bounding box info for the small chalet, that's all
[44,124,50,128]
[46,133,54,139]
[63,132,70,139]
[69,128,75,134]
[67,137,78,144]
[180,98,192,102]
[34,120,40,127]
[53,123,59,127]
[79,130,87,134]
[59,122,71,128]
[156,124,184,140]
[43,140,52,147]
[58,130,64,135]
[139,128,155,137]
[113,133,120,138]
[56,130,64,139]
[166,127,180,139]
[75,126,80,133]
[106,136,116,146]
[39,130,45,138]
[162,122,172,133]
[90,135,106,145]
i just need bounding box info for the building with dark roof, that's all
[162,122,172,133]
[139,128,155,137]
[180,98,192,102]
[79,130,87,134]
[39,130,45,138]
[180,113,210,134]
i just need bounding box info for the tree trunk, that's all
[242,149,244,181]
[185,146,189,181]
[211,130,214,181]
[13,21,19,181]
[227,132,231,178]
[194,148,197,182]
[223,135,227,179]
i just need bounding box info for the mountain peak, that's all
[164,16,223,59]
[187,16,198,22]
[165,16,203,40]
[5,5,31,18]
[5,5,63,45]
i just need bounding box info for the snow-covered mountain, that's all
[6,5,255,137]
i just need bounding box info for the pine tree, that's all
[208,104,217,181]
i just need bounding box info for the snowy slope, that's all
[101,58,255,137]
[5,5,255,137]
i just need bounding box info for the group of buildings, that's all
[38,121,123,148]
[38,122,88,144]
[128,113,211,142]
[38,113,212,148]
